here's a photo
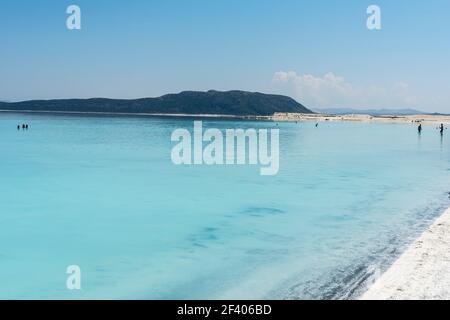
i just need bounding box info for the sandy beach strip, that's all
[2,109,450,125]
[361,207,450,300]
[271,112,450,125]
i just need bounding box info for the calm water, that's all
[1,112,449,299]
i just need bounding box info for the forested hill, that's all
[0,90,312,116]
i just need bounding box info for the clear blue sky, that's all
[1,0,449,112]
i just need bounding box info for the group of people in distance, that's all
[17,123,29,130]
[417,123,446,135]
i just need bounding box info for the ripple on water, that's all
[239,206,286,217]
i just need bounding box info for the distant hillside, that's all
[314,107,425,116]
[428,112,450,116]
[0,90,312,116]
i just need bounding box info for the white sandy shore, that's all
[2,109,450,125]
[271,112,450,126]
[361,207,450,300]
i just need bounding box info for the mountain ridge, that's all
[0,90,312,116]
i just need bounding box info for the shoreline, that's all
[0,109,260,120]
[271,112,450,125]
[2,109,450,125]
[361,206,450,300]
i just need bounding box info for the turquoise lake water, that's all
[1,112,449,299]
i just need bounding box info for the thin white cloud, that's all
[272,71,418,109]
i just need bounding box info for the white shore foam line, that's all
[361,207,450,300]
[0,109,255,119]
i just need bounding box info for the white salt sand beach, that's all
[3,109,450,126]
[271,113,450,126]
[361,207,450,300]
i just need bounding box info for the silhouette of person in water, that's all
[17,125,20,130]
[315,123,319,127]
[25,124,28,130]
[418,124,422,133]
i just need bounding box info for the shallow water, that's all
[0,112,449,299]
